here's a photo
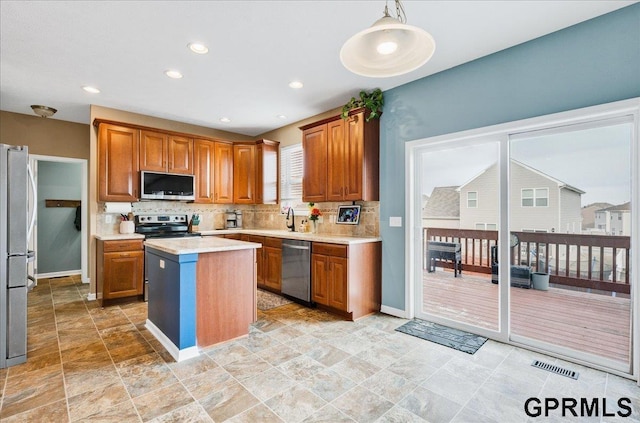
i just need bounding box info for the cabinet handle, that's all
[120,253,130,257]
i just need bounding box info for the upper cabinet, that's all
[300,108,379,202]
[140,130,193,175]
[193,139,215,203]
[94,119,280,205]
[214,141,234,204]
[98,123,140,202]
[233,139,280,205]
[233,143,256,204]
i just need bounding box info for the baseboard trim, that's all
[145,319,199,362]
[380,305,409,319]
[86,293,96,301]
[36,270,81,279]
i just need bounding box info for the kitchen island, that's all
[143,237,260,362]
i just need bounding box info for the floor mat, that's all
[395,319,487,354]
[257,289,292,311]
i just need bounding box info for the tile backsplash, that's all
[97,201,379,237]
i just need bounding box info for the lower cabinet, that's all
[247,235,265,286]
[311,241,381,320]
[96,239,144,306]
[263,237,282,292]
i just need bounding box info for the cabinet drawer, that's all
[264,237,282,248]
[103,239,143,252]
[312,243,347,258]
[247,235,265,245]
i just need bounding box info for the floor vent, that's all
[531,360,579,380]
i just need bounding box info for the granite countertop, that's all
[199,229,381,245]
[144,236,261,255]
[95,233,145,241]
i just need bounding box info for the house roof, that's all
[423,186,460,219]
[457,159,586,194]
[598,201,631,212]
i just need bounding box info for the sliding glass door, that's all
[410,101,637,375]
[509,119,633,373]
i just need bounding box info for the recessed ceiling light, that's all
[165,70,183,79]
[82,86,100,94]
[188,43,209,54]
[220,117,231,123]
[277,114,287,119]
[288,81,303,89]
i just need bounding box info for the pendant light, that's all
[340,0,435,78]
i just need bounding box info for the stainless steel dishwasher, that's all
[281,239,312,304]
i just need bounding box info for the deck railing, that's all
[424,228,631,295]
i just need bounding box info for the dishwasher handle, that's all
[282,243,310,250]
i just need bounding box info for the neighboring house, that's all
[455,160,584,233]
[581,202,613,232]
[422,186,460,229]
[594,202,631,236]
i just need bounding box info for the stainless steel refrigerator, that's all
[1,144,36,369]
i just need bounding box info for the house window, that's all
[467,191,477,208]
[486,223,497,230]
[475,223,485,230]
[280,144,304,212]
[522,188,548,207]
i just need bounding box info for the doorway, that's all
[407,99,638,377]
[29,155,88,284]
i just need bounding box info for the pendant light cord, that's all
[384,0,408,23]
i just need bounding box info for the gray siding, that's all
[459,164,499,229]
[560,188,582,233]
[509,162,559,232]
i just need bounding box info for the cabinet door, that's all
[302,125,327,202]
[194,139,215,203]
[233,143,256,204]
[103,251,144,299]
[98,124,139,201]
[248,235,265,286]
[168,135,193,174]
[256,140,280,204]
[140,130,168,172]
[327,119,346,201]
[328,256,348,311]
[311,254,329,305]
[344,113,364,201]
[263,246,282,292]
[214,142,234,203]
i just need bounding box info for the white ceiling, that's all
[1,1,635,136]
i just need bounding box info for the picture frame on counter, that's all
[336,205,361,225]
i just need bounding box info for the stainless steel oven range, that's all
[135,214,201,301]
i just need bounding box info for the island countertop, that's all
[144,236,261,255]
[199,229,381,245]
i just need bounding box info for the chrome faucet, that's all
[286,207,296,232]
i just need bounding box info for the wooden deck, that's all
[422,269,631,366]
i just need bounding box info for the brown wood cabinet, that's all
[263,237,282,292]
[311,241,381,320]
[233,143,256,204]
[301,125,328,203]
[98,123,140,202]
[193,139,215,203]
[96,239,144,306]
[300,108,379,202]
[140,131,193,174]
[214,142,234,203]
[233,140,280,205]
[247,235,265,285]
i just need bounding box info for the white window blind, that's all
[280,144,303,201]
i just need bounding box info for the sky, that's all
[421,122,632,206]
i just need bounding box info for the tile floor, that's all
[0,276,638,422]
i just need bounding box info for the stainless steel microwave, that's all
[140,171,195,201]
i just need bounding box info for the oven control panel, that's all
[136,214,187,224]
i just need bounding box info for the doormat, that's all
[257,289,292,311]
[395,320,487,354]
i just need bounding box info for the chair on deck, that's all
[490,245,531,288]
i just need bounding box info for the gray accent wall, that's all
[380,5,640,310]
[37,161,82,274]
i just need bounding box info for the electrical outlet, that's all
[105,214,112,224]
[159,260,165,269]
